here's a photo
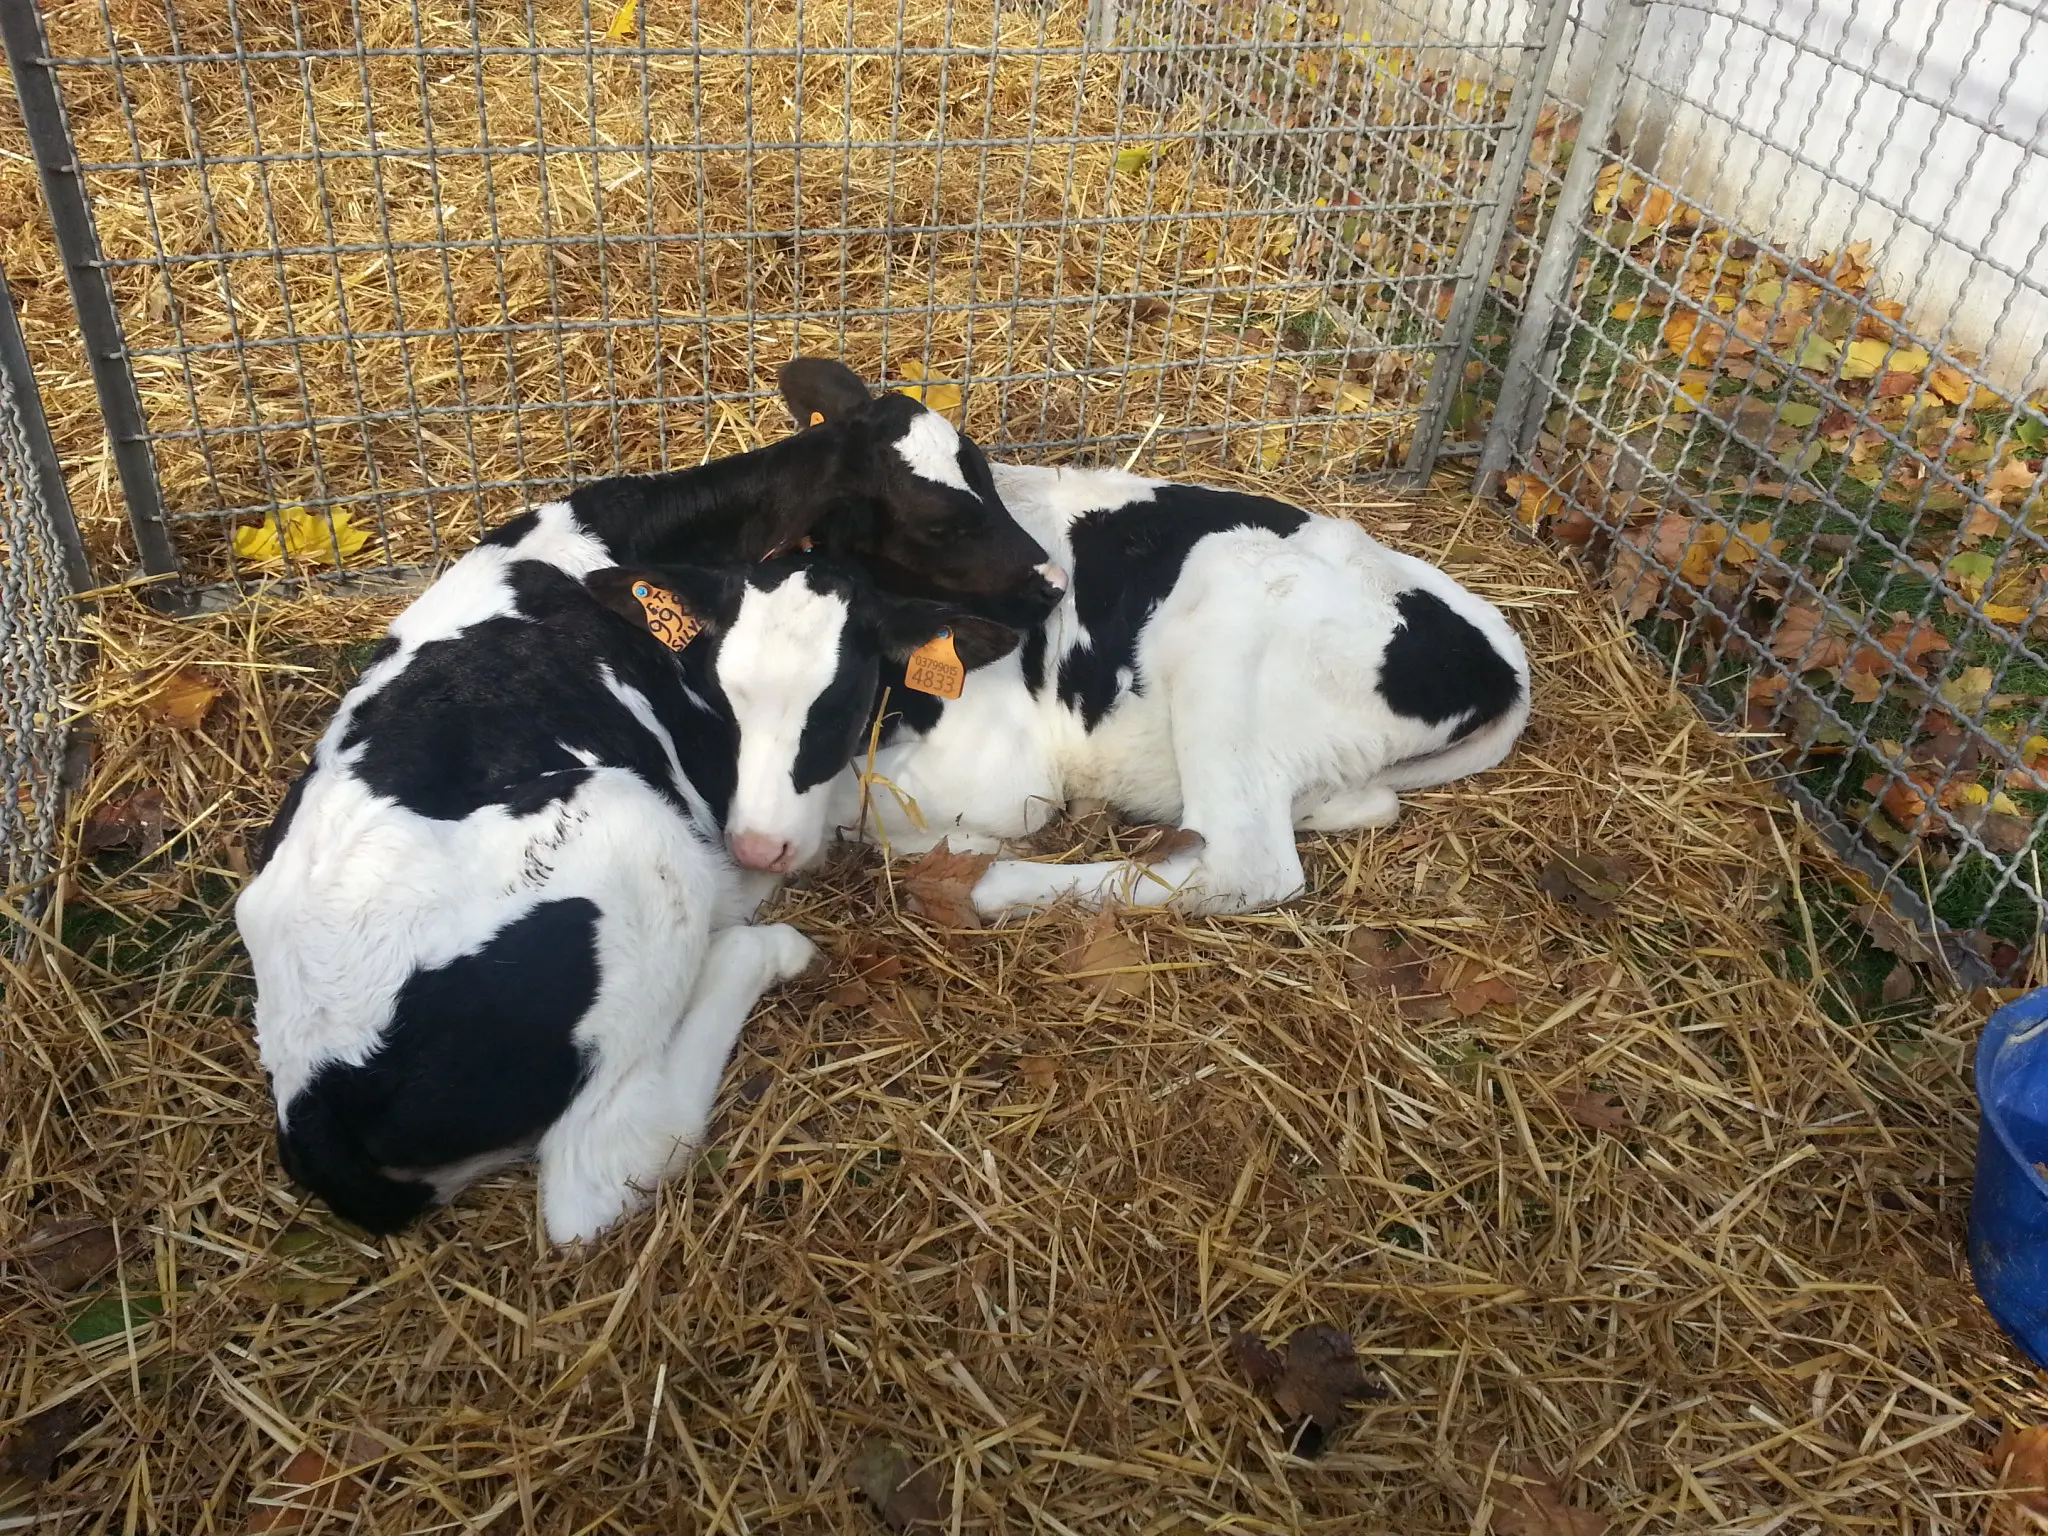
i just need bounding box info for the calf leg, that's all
[535,922,817,1244]
[1293,784,1401,832]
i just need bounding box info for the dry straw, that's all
[1,0,2043,1529]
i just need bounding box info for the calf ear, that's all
[586,565,745,637]
[877,601,1023,672]
[778,358,872,428]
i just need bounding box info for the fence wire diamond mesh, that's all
[0,280,82,954]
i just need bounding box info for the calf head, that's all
[589,558,1020,874]
[779,358,1067,629]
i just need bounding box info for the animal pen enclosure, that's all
[1,0,2047,1528]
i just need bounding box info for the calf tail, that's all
[277,1088,434,1236]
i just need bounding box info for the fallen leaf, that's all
[1536,851,1637,920]
[1929,364,1978,406]
[1128,296,1170,323]
[895,378,963,419]
[143,666,223,731]
[1492,1465,1610,1536]
[1940,665,1996,718]
[256,1225,360,1309]
[1864,772,1930,827]
[4,1217,119,1291]
[1014,1054,1058,1091]
[246,1432,383,1533]
[1448,973,1519,1017]
[1849,900,1934,963]
[80,787,169,857]
[0,1401,94,1483]
[1880,962,1918,1005]
[1981,812,2035,856]
[1112,144,1155,173]
[845,942,907,986]
[1842,667,1884,704]
[1987,1425,2048,1527]
[900,841,994,929]
[1343,928,1441,1018]
[1960,504,2007,547]
[1060,911,1147,999]
[1558,1088,1630,1136]
[1986,457,2040,510]
[232,505,373,568]
[849,1438,944,1531]
[1948,551,1998,601]
[602,0,639,40]
[65,1290,163,1346]
[1232,1323,1385,1456]
[1122,824,1205,866]
[1770,603,1852,672]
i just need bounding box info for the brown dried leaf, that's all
[1014,1054,1058,1091]
[845,942,907,986]
[1342,928,1441,1018]
[1449,973,1519,1018]
[1060,911,1147,999]
[1128,296,1170,324]
[900,841,994,930]
[143,666,223,732]
[1849,900,1935,963]
[1842,667,1884,704]
[1125,824,1205,866]
[1558,1088,1630,1135]
[1535,851,1637,920]
[1988,1425,2048,1526]
[849,1438,944,1531]
[1769,602,1852,672]
[0,1401,94,1482]
[1492,1466,1610,1536]
[1982,811,2035,856]
[80,787,169,857]
[1961,504,2008,547]
[1270,1324,1385,1432]
[4,1217,119,1291]
[1880,962,1918,1005]
[1229,1329,1286,1392]
[246,1432,382,1533]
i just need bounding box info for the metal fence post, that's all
[1401,0,1576,484]
[0,0,184,608]
[1475,0,1652,493]
[0,271,90,595]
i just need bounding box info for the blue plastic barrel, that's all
[1969,985,2048,1366]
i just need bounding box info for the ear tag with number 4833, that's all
[632,580,702,652]
[904,629,965,699]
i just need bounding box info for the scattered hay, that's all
[2,475,2036,1531]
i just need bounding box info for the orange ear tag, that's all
[808,411,825,426]
[904,629,965,700]
[631,580,702,652]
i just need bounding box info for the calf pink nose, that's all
[729,831,795,872]
[1036,561,1068,593]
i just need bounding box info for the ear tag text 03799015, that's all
[632,581,702,653]
[904,629,965,700]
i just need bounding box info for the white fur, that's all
[828,462,1531,917]
[894,411,978,497]
[238,525,821,1245]
[716,579,856,870]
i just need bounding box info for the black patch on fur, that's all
[342,559,736,824]
[790,627,880,795]
[1056,485,1309,728]
[1020,623,1048,695]
[869,659,950,747]
[277,897,600,1233]
[479,510,540,549]
[1377,588,1521,741]
[254,770,310,873]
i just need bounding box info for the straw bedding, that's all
[2,0,2045,1530]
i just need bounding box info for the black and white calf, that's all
[825,463,1532,917]
[235,360,1064,1243]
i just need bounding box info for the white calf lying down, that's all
[829,464,1532,917]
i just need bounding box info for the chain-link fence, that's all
[0,267,90,955]
[2,0,2044,959]
[1459,0,2048,971]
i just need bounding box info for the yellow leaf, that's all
[1258,429,1286,471]
[231,505,372,568]
[2024,734,2048,760]
[1670,374,1709,414]
[1840,338,1931,380]
[896,378,963,419]
[1958,782,1991,807]
[1113,145,1154,173]
[1929,364,1975,405]
[1609,299,1641,321]
[603,0,640,40]
[1592,163,1623,217]
[1992,791,2025,817]
[1940,665,1996,717]
[1333,380,1375,413]
[144,665,223,732]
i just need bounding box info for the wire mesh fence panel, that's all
[0,271,86,955]
[1463,0,2048,971]
[6,0,1548,597]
